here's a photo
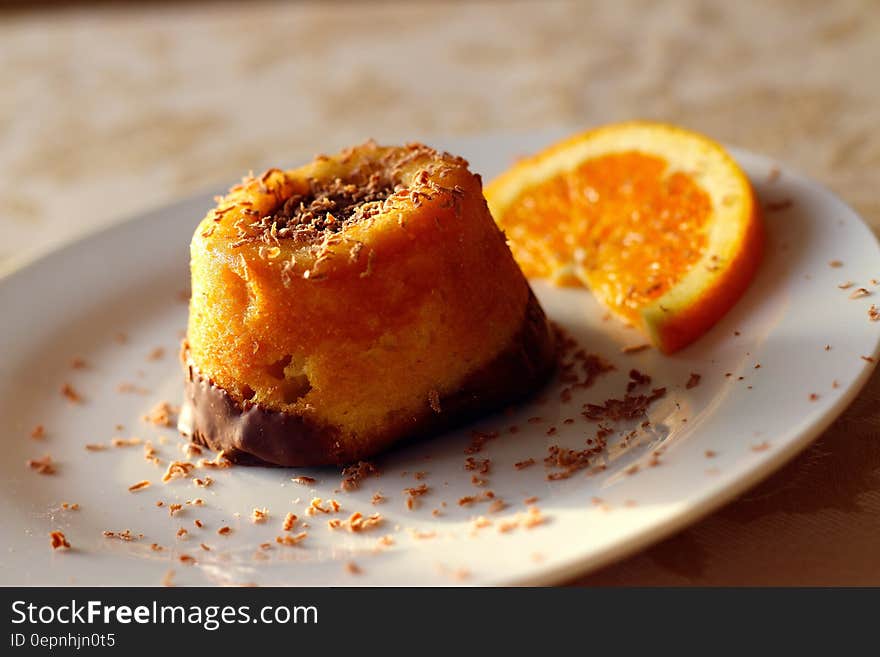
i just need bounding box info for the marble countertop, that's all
[3,0,879,585]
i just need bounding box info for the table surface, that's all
[2,0,878,585]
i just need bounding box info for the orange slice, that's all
[485,121,764,353]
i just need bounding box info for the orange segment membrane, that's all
[500,152,712,323]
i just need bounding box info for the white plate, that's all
[1,134,878,586]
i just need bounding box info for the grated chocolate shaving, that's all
[240,167,398,248]
[103,529,142,541]
[582,387,667,422]
[162,461,195,482]
[27,454,56,475]
[328,511,383,533]
[340,460,378,491]
[282,513,297,532]
[275,532,307,546]
[61,383,83,404]
[464,457,490,474]
[143,402,178,428]
[49,531,70,550]
[464,430,499,455]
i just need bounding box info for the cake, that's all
[179,141,555,466]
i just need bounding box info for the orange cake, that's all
[179,141,555,466]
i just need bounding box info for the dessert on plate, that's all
[180,141,555,466]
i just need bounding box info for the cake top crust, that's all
[206,141,471,250]
[193,141,481,286]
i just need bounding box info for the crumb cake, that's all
[179,141,555,466]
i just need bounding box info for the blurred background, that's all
[3,0,878,263]
[2,0,879,584]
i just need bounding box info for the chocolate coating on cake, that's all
[179,291,555,467]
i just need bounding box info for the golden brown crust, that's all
[179,290,555,466]
[183,142,555,465]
